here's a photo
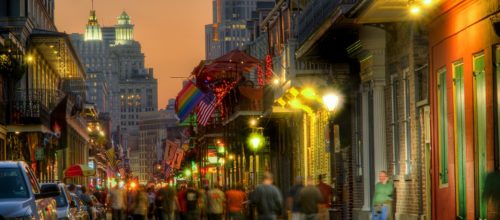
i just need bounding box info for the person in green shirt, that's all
[372,171,394,220]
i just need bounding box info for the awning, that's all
[63,164,96,178]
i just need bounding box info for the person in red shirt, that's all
[177,185,188,220]
[316,174,332,220]
[225,184,246,220]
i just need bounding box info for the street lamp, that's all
[322,93,340,112]
[322,92,341,215]
[247,131,264,186]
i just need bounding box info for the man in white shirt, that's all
[107,185,126,220]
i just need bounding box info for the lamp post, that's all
[322,92,341,217]
[248,130,264,186]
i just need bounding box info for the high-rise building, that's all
[205,0,274,60]
[132,109,174,184]
[70,10,158,154]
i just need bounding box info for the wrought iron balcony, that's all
[223,86,264,124]
[297,0,358,45]
[13,89,66,125]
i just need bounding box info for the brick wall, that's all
[385,22,429,219]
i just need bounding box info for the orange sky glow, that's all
[55,0,212,109]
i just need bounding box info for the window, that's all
[415,64,429,103]
[0,168,29,199]
[453,61,466,217]
[438,68,448,185]
[403,69,411,176]
[391,74,400,176]
[473,53,487,217]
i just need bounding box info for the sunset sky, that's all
[55,0,212,109]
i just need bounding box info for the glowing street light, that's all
[247,132,264,151]
[322,93,340,112]
[26,55,34,63]
[249,118,257,127]
[422,0,432,5]
[129,181,137,190]
[184,169,192,177]
[273,78,280,85]
[410,5,421,14]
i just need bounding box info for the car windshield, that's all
[54,191,68,207]
[0,168,29,199]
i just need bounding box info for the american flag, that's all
[197,92,216,126]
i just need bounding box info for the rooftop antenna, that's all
[91,0,94,10]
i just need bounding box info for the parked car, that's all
[0,161,60,220]
[42,183,89,220]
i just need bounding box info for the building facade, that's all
[71,11,158,157]
[205,0,275,60]
[428,0,500,219]
[0,0,92,184]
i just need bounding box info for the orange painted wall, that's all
[428,0,499,219]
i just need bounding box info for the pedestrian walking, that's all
[155,185,178,220]
[198,186,209,220]
[207,185,225,220]
[177,185,188,220]
[107,185,127,220]
[249,172,283,220]
[147,187,156,220]
[225,184,246,220]
[316,175,332,220]
[185,182,201,220]
[287,176,304,220]
[296,177,323,220]
[132,186,149,220]
[80,186,95,220]
[372,171,394,220]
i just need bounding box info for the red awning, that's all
[63,164,96,178]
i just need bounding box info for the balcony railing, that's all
[15,89,66,111]
[297,0,358,45]
[223,86,264,123]
[13,99,50,125]
[13,89,66,125]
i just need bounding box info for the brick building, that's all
[384,22,430,220]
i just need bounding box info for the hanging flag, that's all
[197,92,217,126]
[175,81,206,121]
[106,148,116,168]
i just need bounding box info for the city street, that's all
[1,0,500,220]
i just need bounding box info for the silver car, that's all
[0,161,60,220]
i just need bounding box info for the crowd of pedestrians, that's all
[102,172,331,220]
[102,170,396,220]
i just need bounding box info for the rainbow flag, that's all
[175,81,205,121]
